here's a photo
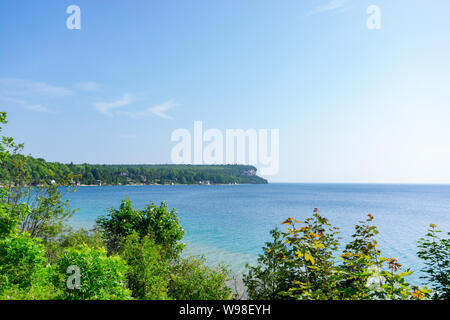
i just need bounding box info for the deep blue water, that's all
[66,183,450,285]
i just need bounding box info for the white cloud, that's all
[0,78,176,119]
[0,78,73,98]
[23,103,51,113]
[147,100,176,119]
[75,81,99,92]
[124,100,177,119]
[111,100,177,119]
[93,93,135,115]
[307,0,349,16]
[0,78,73,113]
[0,95,51,113]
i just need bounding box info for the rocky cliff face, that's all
[241,169,257,177]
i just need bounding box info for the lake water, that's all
[66,183,450,286]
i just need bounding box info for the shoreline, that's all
[75,182,265,187]
[0,183,266,188]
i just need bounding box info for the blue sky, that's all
[1,0,449,183]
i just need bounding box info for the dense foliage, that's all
[417,224,449,300]
[52,246,131,300]
[243,229,297,300]
[0,232,47,289]
[168,257,232,300]
[0,155,267,186]
[120,233,170,299]
[243,210,448,300]
[96,197,185,257]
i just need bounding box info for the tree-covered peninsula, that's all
[0,155,268,186]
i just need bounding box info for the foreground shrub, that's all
[244,229,297,300]
[96,197,185,257]
[52,246,131,300]
[121,232,169,300]
[0,201,27,240]
[0,232,47,290]
[417,224,449,300]
[244,210,431,300]
[58,228,104,249]
[280,212,341,299]
[168,256,232,300]
[46,227,105,264]
[335,215,428,300]
[0,267,60,300]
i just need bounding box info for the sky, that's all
[0,0,449,183]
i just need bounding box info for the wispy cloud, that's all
[0,95,51,113]
[0,78,73,113]
[307,0,349,16]
[104,99,177,119]
[93,93,135,115]
[75,81,99,92]
[23,103,51,113]
[146,100,177,119]
[0,78,73,98]
[0,78,176,119]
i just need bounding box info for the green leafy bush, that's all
[58,228,105,250]
[96,197,185,257]
[0,232,47,289]
[19,183,77,240]
[336,215,427,300]
[417,224,449,300]
[279,212,341,299]
[244,210,431,300]
[0,267,60,300]
[121,232,169,300]
[45,227,105,264]
[168,256,232,300]
[0,202,27,240]
[244,229,297,300]
[52,246,131,300]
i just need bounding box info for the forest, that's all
[0,156,268,186]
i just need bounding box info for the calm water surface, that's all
[66,183,450,285]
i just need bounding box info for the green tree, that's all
[168,256,232,300]
[96,197,185,257]
[120,232,169,300]
[52,246,131,300]
[0,232,47,289]
[245,210,431,300]
[0,200,27,240]
[243,229,297,300]
[45,227,105,264]
[336,215,427,300]
[1,112,78,243]
[279,211,341,299]
[20,184,77,241]
[0,111,22,166]
[417,224,449,300]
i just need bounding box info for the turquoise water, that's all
[66,183,450,285]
